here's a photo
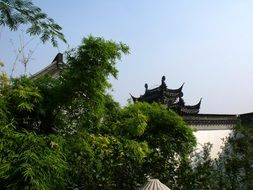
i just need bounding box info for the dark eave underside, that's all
[183,114,238,125]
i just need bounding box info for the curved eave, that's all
[165,83,184,95]
[180,98,202,114]
[32,53,64,79]
[130,94,139,102]
[139,93,162,103]
[181,108,200,115]
[145,86,162,94]
[184,98,202,110]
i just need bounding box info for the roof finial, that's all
[53,53,63,64]
[162,76,166,82]
[145,83,148,92]
[161,76,166,88]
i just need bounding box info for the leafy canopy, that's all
[0,0,66,46]
[0,35,200,189]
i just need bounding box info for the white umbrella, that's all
[140,179,171,190]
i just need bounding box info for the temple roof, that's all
[32,53,64,79]
[180,98,202,114]
[131,76,201,115]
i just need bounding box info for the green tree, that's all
[0,0,66,46]
[0,124,67,189]
[0,35,200,189]
[176,143,223,190]
[216,124,253,189]
[177,123,253,190]
[0,36,133,189]
[118,102,196,189]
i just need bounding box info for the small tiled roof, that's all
[32,53,63,79]
[131,76,201,115]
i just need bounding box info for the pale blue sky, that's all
[1,0,253,114]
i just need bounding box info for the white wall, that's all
[194,129,232,158]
